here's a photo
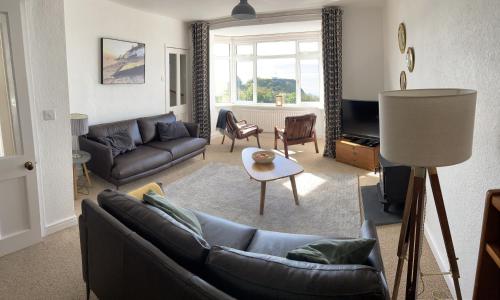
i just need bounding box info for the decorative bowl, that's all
[252,150,275,164]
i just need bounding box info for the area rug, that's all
[361,185,403,225]
[164,163,362,237]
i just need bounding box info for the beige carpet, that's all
[165,162,361,237]
[0,133,452,299]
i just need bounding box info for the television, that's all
[341,99,380,139]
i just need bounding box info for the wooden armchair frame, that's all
[274,113,319,158]
[222,111,262,152]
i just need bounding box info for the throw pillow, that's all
[157,121,190,142]
[143,190,203,236]
[127,182,165,200]
[286,238,376,265]
[96,129,136,157]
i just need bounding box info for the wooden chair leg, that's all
[314,134,319,153]
[230,138,235,152]
[221,135,225,144]
[246,137,249,141]
[256,134,261,148]
[284,141,289,158]
[202,150,206,160]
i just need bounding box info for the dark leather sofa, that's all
[79,189,390,299]
[79,112,206,187]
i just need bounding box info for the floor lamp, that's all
[379,89,477,300]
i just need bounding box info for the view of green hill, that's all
[237,77,319,103]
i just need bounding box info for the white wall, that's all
[23,0,75,233]
[343,7,384,101]
[64,0,189,125]
[383,0,500,298]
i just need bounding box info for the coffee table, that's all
[242,147,304,215]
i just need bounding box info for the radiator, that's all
[232,107,321,133]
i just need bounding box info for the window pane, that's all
[237,44,253,55]
[257,41,296,56]
[180,54,186,105]
[169,53,177,107]
[299,41,319,52]
[300,59,320,102]
[236,61,253,101]
[214,43,229,56]
[257,58,296,104]
[215,59,230,103]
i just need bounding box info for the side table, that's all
[72,150,92,199]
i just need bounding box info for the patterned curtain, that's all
[192,22,211,143]
[322,7,343,158]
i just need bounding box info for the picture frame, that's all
[101,38,145,84]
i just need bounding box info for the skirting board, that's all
[44,215,77,236]
[424,223,457,299]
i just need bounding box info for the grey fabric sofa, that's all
[79,189,390,300]
[79,112,206,187]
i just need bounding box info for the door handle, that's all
[24,161,34,171]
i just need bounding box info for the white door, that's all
[166,48,190,122]
[0,0,42,257]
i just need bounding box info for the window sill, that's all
[215,103,324,111]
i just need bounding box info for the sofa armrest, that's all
[361,220,384,272]
[79,136,113,179]
[184,122,200,138]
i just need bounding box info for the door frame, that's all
[165,46,191,122]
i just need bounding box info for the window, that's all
[214,43,230,103]
[213,33,322,106]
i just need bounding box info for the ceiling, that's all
[108,0,385,21]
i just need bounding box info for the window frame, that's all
[212,32,323,107]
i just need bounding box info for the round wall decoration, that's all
[406,47,415,72]
[400,71,407,90]
[398,23,406,53]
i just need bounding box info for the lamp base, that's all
[392,167,462,300]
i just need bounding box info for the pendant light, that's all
[231,0,256,20]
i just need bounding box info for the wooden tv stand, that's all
[335,138,380,171]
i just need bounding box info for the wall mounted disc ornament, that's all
[398,23,406,53]
[400,71,407,90]
[406,47,415,72]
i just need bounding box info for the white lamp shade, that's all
[379,89,476,167]
[70,113,89,136]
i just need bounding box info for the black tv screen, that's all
[342,99,380,139]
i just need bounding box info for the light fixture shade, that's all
[231,0,256,20]
[379,89,476,167]
[70,113,89,136]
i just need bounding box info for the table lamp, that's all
[70,113,89,159]
[379,89,477,300]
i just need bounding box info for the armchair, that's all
[222,111,262,152]
[274,113,319,158]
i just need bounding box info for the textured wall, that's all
[383,0,500,298]
[64,0,189,125]
[23,0,75,232]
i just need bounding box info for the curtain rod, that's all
[195,9,322,30]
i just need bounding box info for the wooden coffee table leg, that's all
[290,175,299,205]
[260,181,266,215]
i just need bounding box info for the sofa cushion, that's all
[111,146,172,179]
[97,189,211,273]
[205,246,387,300]
[88,119,143,145]
[157,121,190,142]
[96,129,136,157]
[193,211,257,251]
[137,112,176,143]
[246,229,326,257]
[148,137,206,160]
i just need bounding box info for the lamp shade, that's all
[70,113,89,136]
[231,0,256,20]
[379,89,476,167]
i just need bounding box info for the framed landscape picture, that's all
[101,38,145,84]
